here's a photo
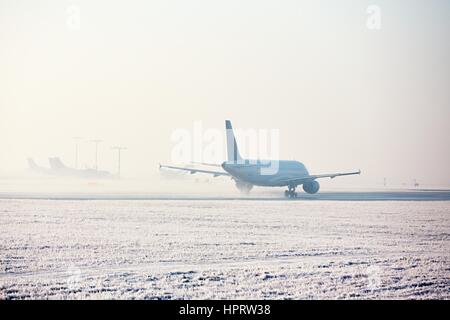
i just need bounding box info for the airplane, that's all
[160,120,361,198]
[28,158,53,175]
[28,157,115,179]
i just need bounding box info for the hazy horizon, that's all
[1,0,449,189]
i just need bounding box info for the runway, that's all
[0,190,449,201]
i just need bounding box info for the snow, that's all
[0,199,449,299]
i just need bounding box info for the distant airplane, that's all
[28,157,114,179]
[28,158,52,176]
[160,120,360,197]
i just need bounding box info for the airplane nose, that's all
[221,162,226,170]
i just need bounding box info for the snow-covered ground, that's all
[0,199,449,299]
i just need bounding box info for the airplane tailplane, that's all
[49,157,67,170]
[225,120,242,162]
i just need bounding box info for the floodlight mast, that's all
[90,139,103,170]
[111,146,127,179]
[72,137,83,169]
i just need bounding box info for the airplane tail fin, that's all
[27,158,38,169]
[49,157,67,170]
[225,120,242,162]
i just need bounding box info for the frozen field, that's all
[0,198,449,299]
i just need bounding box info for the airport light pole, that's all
[72,137,83,169]
[111,146,127,179]
[90,139,103,170]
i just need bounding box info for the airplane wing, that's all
[159,164,231,177]
[280,170,361,186]
[190,161,223,167]
[309,170,361,180]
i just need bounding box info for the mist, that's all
[1,0,449,193]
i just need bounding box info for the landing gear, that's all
[284,185,298,198]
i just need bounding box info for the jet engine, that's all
[302,181,320,194]
[235,180,253,194]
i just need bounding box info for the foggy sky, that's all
[1,0,449,188]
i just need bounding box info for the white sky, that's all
[1,0,449,187]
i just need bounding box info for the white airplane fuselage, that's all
[222,160,309,187]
